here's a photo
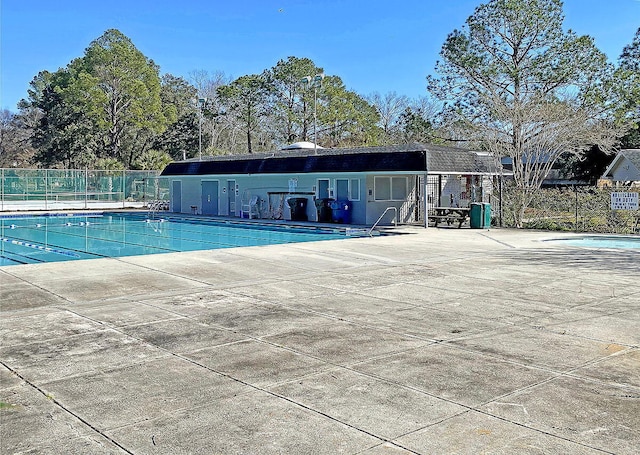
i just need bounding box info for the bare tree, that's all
[483,96,619,224]
[189,70,244,154]
[409,96,440,121]
[0,109,37,167]
[367,91,409,144]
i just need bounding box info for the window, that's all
[349,179,360,201]
[335,178,360,201]
[374,176,407,201]
[392,177,407,200]
[335,179,349,200]
[374,177,391,201]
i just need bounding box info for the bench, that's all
[428,207,470,228]
[428,214,468,228]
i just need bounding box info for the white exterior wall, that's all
[168,172,422,226]
[364,174,420,225]
[167,176,202,213]
[610,159,640,182]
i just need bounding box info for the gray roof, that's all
[180,143,499,175]
[426,149,497,174]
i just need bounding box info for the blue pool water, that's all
[0,213,348,266]
[547,235,640,250]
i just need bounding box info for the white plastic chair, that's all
[241,194,260,219]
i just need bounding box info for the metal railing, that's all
[368,207,398,236]
[147,200,170,220]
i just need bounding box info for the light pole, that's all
[300,73,325,154]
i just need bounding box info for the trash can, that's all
[482,202,491,228]
[470,202,491,229]
[287,197,308,221]
[330,200,352,224]
[315,198,334,222]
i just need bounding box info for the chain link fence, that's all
[1,168,169,211]
[498,184,640,234]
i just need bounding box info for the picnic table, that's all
[428,207,470,228]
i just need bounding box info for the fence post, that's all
[84,168,88,209]
[122,169,126,209]
[423,173,428,229]
[574,185,579,233]
[499,176,503,227]
[424,152,429,229]
[44,169,48,211]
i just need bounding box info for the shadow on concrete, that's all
[501,247,640,274]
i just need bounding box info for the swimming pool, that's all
[546,235,640,250]
[0,213,349,266]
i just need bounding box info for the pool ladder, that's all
[368,207,398,236]
[147,200,168,220]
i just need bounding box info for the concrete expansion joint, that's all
[2,228,638,454]
[0,360,136,455]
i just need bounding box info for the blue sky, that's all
[1,0,639,112]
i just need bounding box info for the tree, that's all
[556,145,612,184]
[367,91,410,144]
[559,29,640,182]
[160,74,197,119]
[621,127,640,149]
[188,70,236,154]
[24,70,98,168]
[217,74,273,154]
[617,27,640,148]
[133,149,173,170]
[267,57,322,145]
[21,30,172,168]
[397,107,435,144]
[428,0,622,226]
[0,109,36,167]
[154,112,199,160]
[72,29,171,167]
[317,76,381,147]
[154,74,200,160]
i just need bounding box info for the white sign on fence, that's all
[610,192,639,210]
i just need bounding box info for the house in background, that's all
[500,154,590,187]
[427,150,498,208]
[160,142,499,226]
[600,149,640,187]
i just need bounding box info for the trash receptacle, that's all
[287,197,308,221]
[470,202,491,229]
[315,198,334,222]
[330,200,352,224]
[482,202,491,229]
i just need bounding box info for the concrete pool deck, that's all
[1,227,638,454]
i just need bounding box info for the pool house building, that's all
[160,142,498,226]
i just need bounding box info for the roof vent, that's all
[281,141,323,150]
